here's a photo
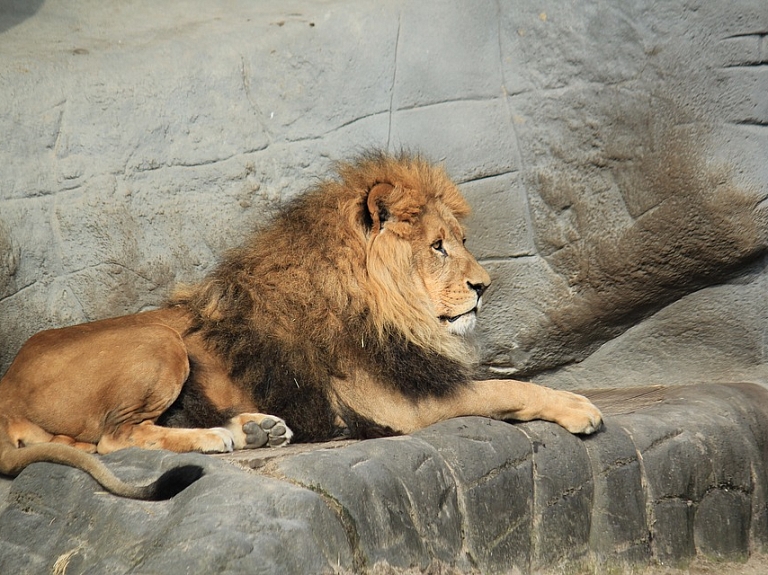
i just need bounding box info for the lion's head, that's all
[336,152,491,362]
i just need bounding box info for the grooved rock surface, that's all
[1,383,768,574]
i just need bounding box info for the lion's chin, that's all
[441,310,477,336]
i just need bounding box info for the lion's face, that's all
[361,161,491,353]
[412,206,491,336]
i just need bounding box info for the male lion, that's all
[0,152,602,499]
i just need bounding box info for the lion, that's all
[0,151,602,499]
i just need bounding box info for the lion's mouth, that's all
[439,296,483,325]
[439,307,478,324]
[439,307,479,336]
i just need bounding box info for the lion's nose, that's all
[468,281,488,298]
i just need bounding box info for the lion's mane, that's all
[169,152,476,441]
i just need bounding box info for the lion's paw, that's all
[226,413,294,449]
[548,391,604,435]
[199,427,236,453]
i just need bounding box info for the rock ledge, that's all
[1,383,766,574]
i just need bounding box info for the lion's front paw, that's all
[200,427,236,453]
[226,413,294,449]
[549,391,603,435]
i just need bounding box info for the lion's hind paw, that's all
[226,413,294,450]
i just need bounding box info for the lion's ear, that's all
[366,182,424,236]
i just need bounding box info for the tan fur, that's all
[0,152,602,498]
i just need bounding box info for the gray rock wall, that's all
[1,0,767,386]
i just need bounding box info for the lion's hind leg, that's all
[5,416,98,453]
[225,413,293,449]
[49,435,98,453]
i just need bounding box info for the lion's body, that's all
[0,152,602,499]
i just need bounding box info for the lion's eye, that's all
[431,239,447,255]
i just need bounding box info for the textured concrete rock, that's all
[522,422,593,571]
[0,450,353,574]
[272,436,465,572]
[0,0,766,387]
[413,419,535,573]
[535,272,768,390]
[1,384,768,574]
[583,423,650,564]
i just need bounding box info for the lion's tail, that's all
[0,438,204,500]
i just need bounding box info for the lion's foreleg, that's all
[418,379,603,435]
[97,422,236,454]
